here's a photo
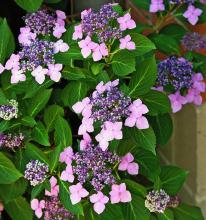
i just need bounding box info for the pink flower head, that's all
[59,146,74,165]
[80,133,92,150]
[56,10,66,19]
[92,43,108,62]
[78,36,98,58]
[69,183,89,205]
[125,99,149,129]
[118,153,139,175]
[53,39,69,54]
[31,199,45,219]
[169,92,187,113]
[183,5,202,25]
[72,24,83,40]
[149,0,165,13]
[72,97,90,114]
[117,13,136,31]
[90,192,109,214]
[0,63,5,74]
[5,54,20,70]
[78,117,94,135]
[11,69,26,84]
[60,164,74,183]
[109,183,132,204]
[0,202,4,212]
[119,35,135,50]
[47,64,63,82]
[53,23,66,38]
[18,27,36,46]
[45,176,59,197]
[31,66,48,84]
[81,8,92,19]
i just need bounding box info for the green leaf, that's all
[59,179,84,215]
[157,209,174,220]
[100,204,124,220]
[121,195,151,220]
[132,0,150,10]
[123,179,147,197]
[173,203,204,220]
[0,19,15,63]
[25,143,49,165]
[0,89,9,105]
[149,114,173,146]
[131,33,156,56]
[62,66,86,80]
[32,122,50,146]
[91,63,105,75]
[15,0,43,12]
[141,90,171,116]
[0,178,27,203]
[27,89,52,117]
[160,166,188,195]
[0,152,22,184]
[20,116,36,127]
[129,56,157,97]
[49,145,62,172]
[5,196,33,220]
[131,127,156,155]
[61,81,89,107]
[44,104,64,132]
[31,181,50,199]
[54,116,72,147]
[0,120,10,132]
[111,50,136,76]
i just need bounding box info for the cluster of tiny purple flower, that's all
[0,100,18,120]
[0,133,24,149]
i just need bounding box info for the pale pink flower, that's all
[18,27,36,45]
[118,153,139,175]
[119,35,135,50]
[168,92,187,113]
[95,132,110,151]
[0,202,4,212]
[31,66,48,84]
[72,97,90,114]
[183,5,202,25]
[59,146,74,165]
[105,79,119,90]
[117,13,136,31]
[47,64,63,82]
[109,183,132,204]
[0,63,5,74]
[5,54,20,70]
[53,39,69,54]
[53,23,66,38]
[69,183,89,205]
[80,133,92,150]
[78,36,98,58]
[72,24,83,40]
[103,121,123,140]
[78,117,94,135]
[45,176,59,197]
[56,10,66,19]
[60,164,74,183]
[92,43,108,62]
[31,199,45,219]
[149,0,165,13]
[11,69,26,84]
[90,192,109,214]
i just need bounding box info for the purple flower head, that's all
[24,160,49,186]
[157,56,194,91]
[18,39,55,72]
[0,133,24,149]
[169,0,195,4]
[0,99,18,121]
[167,195,180,208]
[181,32,206,51]
[145,189,170,213]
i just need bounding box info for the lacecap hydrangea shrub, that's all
[0,1,205,220]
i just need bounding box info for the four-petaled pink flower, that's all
[45,176,59,197]
[92,43,108,61]
[72,97,90,114]
[69,183,89,205]
[78,36,97,58]
[117,13,136,31]
[80,133,92,150]
[31,199,45,219]
[78,118,94,135]
[48,64,63,82]
[60,164,74,183]
[125,99,149,129]
[72,24,83,40]
[59,146,74,165]
[149,0,165,13]
[56,10,66,19]
[11,69,26,84]
[54,39,69,54]
[0,63,5,74]
[183,5,202,25]
[5,54,20,70]
[109,183,132,204]
[18,27,36,46]
[168,92,187,113]
[120,35,135,50]
[118,153,139,175]
[31,66,48,84]
[53,23,66,38]
[90,192,109,214]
